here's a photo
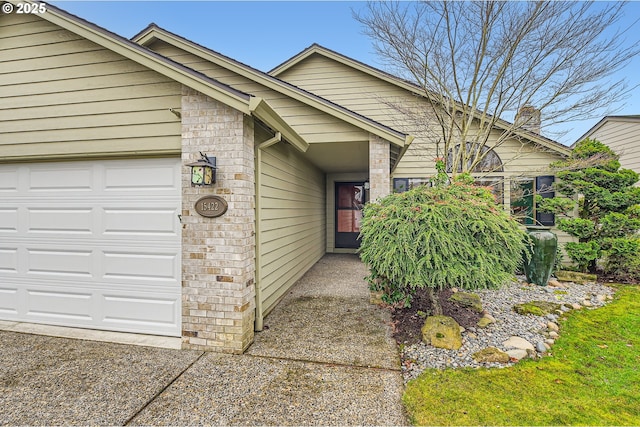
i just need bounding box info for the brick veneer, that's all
[369,134,391,201]
[180,86,256,353]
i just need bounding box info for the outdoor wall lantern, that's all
[187,152,217,186]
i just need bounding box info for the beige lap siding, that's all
[0,13,181,160]
[257,140,325,321]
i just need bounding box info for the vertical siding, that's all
[258,141,326,316]
[0,13,181,159]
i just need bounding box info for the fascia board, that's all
[249,98,309,153]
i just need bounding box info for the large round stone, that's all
[421,315,462,350]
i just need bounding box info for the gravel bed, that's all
[401,278,616,382]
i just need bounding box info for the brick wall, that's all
[369,134,391,201]
[180,86,256,353]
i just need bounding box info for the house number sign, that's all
[194,195,228,218]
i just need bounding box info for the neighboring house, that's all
[0,3,569,353]
[575,115,640,185]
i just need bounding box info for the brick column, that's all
[369,134,391,201]
[181,86,256,353]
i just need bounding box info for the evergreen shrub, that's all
[359,174,527,306]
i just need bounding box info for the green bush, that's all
[602,237,640,280]
[359,175,526,306]
[539,138,640,280]
[564,241,600,273]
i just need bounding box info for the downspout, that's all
[254,131,281,331]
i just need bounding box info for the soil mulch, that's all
[390,288,483,345]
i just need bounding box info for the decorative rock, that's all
[555,270,597,284]
[448,292,483,313]
[369,291,384,305]
[503,336,535,351]
[547,322,559,332]
[472,347,510,363]
[545,338,555,345]
[596,294,607,303]
[571,303,582,310]
[477,316,494,328]
[513,301,562,316]
[536,341,548,353]
[421,315,463,350]
[582,300,593,307]
[548,279,562,287]
[549,331,559,339]
[506,349,528,360]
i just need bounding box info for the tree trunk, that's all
[427,288,443,316]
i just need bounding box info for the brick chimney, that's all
[515,105,541,134]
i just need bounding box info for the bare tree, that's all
[356,1,639,175]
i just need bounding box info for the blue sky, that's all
[50,1,640,146]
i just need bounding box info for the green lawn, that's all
[403,285,640,426]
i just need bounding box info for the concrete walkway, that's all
[0,254,407,426]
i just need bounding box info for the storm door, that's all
[335,182,365,248]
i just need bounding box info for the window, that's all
[475,177,504,206]
[393,176,504,205]
[446,143,504,174]
[511,176,555,226]
[393,178,430,193]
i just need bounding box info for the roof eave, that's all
[133,27,408,148]
[249,98,309,153]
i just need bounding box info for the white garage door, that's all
[0,158,182,336]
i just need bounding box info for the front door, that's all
[335,182,365,248]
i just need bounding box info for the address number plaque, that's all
[194,195,228,218]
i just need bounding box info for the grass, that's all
[403,285,640,426]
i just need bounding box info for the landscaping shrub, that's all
[538,138,640,279]
[359,173,526,306]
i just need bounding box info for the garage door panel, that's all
[102,251,179,282]
[26,289,93,320]
[104,161,180,192]
[103,208,178,236]
[0,158,181,336]
[0,248,18,273]
[27,248,93,277]
[27,208,93,234]
[0,208,19,232]
[0,287,18,314]
[29,167,93,192]
[102,294,179,326]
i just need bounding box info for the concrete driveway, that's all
[0,254,407,426]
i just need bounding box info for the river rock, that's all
[502,336,535,351]
[477,316,494,328]
[421,315,463,350]
[547,321,559,332]
[536,341,548,353]
[472,347,510,363]
[513,301,562,316]
[506,349,529,360]
[448,292,483,312]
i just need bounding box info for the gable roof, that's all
[574,115,640,147]
[13,0,307,151]
[131,25,411,149]
[271,43,572,157]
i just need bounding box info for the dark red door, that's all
[335,182,365,248]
